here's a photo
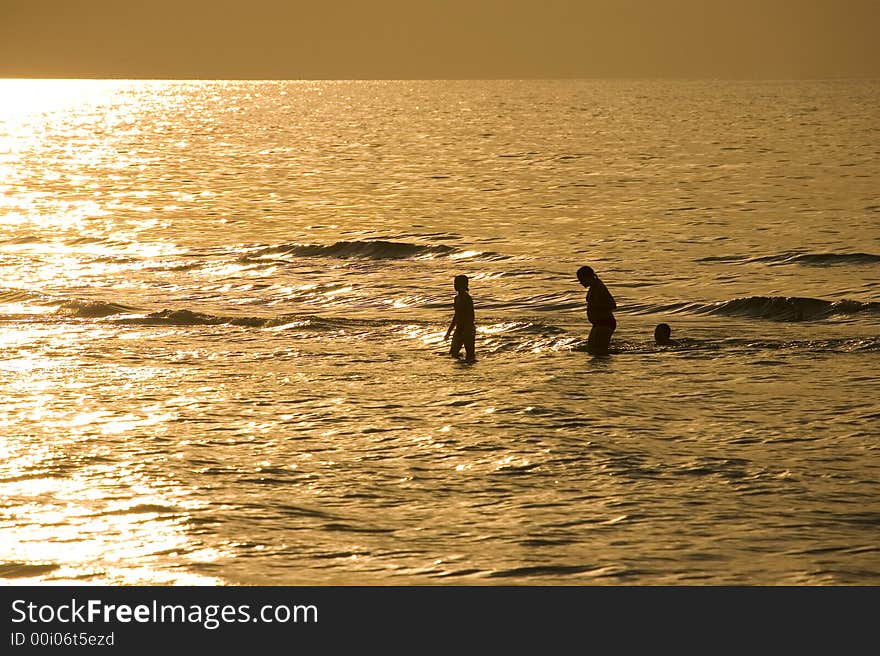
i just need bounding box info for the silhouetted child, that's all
[654,323,680,346]
[444,274,476,361]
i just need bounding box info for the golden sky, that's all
[1,0,878,79]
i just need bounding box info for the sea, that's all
[1,79,878,585]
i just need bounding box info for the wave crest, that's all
[751,252,880,267]
[242,239,505,262]
[246,240,454,260]
[55,300,140,318]
[696,296,880,321]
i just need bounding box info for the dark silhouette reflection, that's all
[576,265,616,355]
[654,322,680,346]
[444,274,476,361]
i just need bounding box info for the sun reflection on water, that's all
[0,454,223,585]
[0,320,223,584]
[0,80,128,119]
[0,473,223,584]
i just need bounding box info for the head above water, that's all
[454,274,469,292]
[654,323,672,344]
[576,265,596,287]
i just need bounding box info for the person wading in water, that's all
[444,274,476,362]
[576,265,617,355]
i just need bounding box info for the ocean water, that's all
[1,79,878,585]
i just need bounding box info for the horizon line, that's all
[2,75,879,82]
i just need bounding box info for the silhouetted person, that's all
[444,274,476,361]
[654,322,680,346]
[577,265,616,355]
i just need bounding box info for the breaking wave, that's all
[3,296,879,355]
[686,296,879,321]
[55,300,142,318]
[628,296,880,322]
[750,252,880,267]
[695,251,880,267]
[113,310,427,331]
[241,239,505,261]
